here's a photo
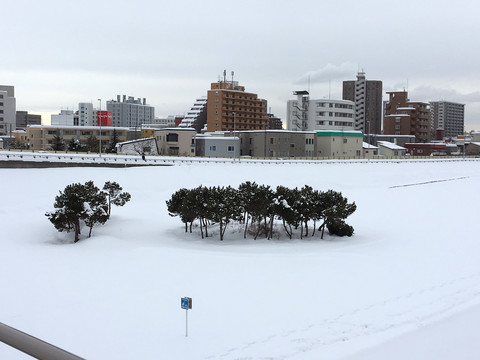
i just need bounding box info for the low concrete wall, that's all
[0,161,172,169]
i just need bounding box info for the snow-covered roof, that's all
[385,114,410,117]
[469,142,480,147]
[116,137,156,146]
[28,125,132,131]
[377,141,406,150]
[156,127,196,132]
[196,136,238,141]
[362,142,378,149]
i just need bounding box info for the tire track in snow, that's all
[389,176,469,188]
[204,271,480,359]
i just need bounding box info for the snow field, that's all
[0,159,479,359]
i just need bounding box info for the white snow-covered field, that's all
[0,159,479,359]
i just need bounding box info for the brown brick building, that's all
[384,91,431,143]
[206,79,269,132]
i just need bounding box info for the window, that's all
[343,138,347,143]
[228,146,234,152]
[395,125,400,129]
[270,138,276,145]
[209,145,217,151]
[166,133,178,142]
[290,143,295,148]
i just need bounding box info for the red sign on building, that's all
[97,111,112,126]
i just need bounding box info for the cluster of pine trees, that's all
[166,182,356,241]
[45,181,131,243]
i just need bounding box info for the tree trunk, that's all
[254,221,261,240]
[74,219,80,243]
[189,221,193,233]
[244,215,249,239]
[200,217,204,239]
[263,216,268,238]
[282,219,292,239]
[219,220,223,241]
[88,225,93,238]
[268,217,274,240]
[203,219,209,237]
[312,219,316,237]
[185,222,188,233]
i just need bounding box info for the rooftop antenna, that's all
[231,71,235,88]
[308,75,311,94]
[223,69,226,83]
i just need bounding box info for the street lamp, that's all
[98,99,102,157]
[232,112,236,162]
[367,120,371,160]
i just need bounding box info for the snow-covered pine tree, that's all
[102,181,131,216]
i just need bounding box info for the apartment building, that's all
[343,72,383,134]
[384,91,431,143]
[107,95,155,128]
[430,101,465,139]
[286,91,355,132]
[206,75,269,132]
[0,85,16,136]
[25,125,134,150]
[179,97,207,132]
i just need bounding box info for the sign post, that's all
[181,297,192,337]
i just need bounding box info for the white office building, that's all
[286,91,355,131]
[107,95,154,128]
[78,102,96,126]
[0,85,16,136]
[51,110,75,126]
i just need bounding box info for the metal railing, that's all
[0,321,85,360]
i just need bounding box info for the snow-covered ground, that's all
[0,159,479,359]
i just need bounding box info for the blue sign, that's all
[181,297,189,310]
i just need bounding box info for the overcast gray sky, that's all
[3,0,480,130]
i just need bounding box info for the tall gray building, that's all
[343,72,383,135]
[107,95,154,128]
[16,111,42,128]
[430,101,465,139]
[0,85,16,136]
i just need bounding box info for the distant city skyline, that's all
[3,0,480,130]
